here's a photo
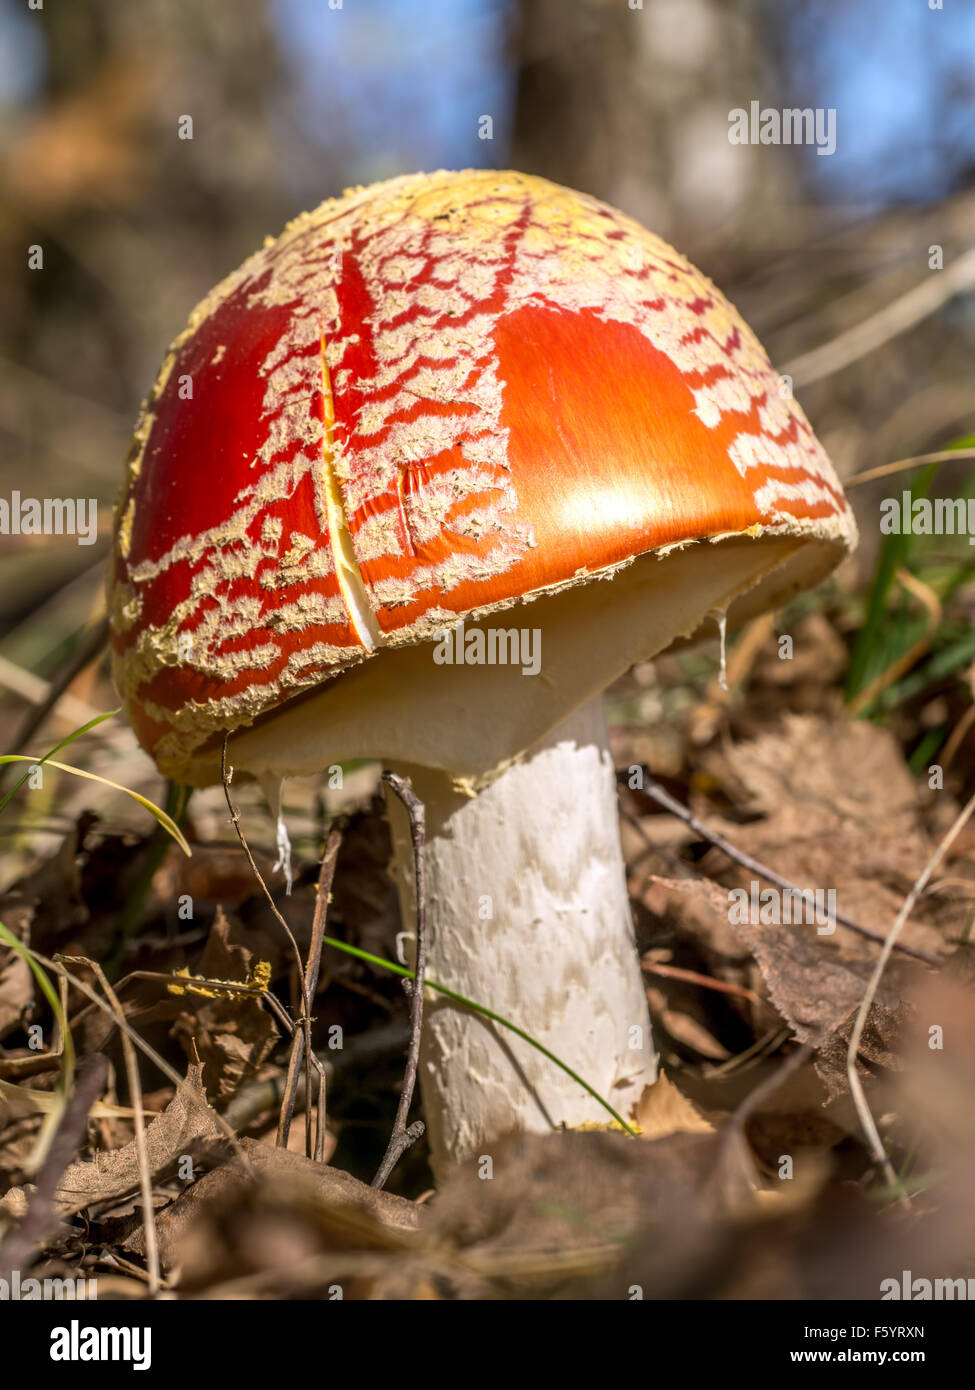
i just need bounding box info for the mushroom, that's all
[109,170,857,1171]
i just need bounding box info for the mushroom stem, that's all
[385,694,657,1173]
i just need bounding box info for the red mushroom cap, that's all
[110,170,856,779]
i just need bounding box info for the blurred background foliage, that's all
[0,0,973,844]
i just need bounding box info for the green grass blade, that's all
[846,462,938,701]
[0,708,120,817]
[0,755,191,856]
[319,934,639,1136]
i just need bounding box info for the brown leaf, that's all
[632,1071,714,1139]
[702,713,949,957]
[732,912,909,1047]
[639,876,764,1054]
[51,1063,221,1215]
[170,907,278,1104]
[425,1128,747,1299]
[646,872,916,1051]
[814,999,912,1101]
[127,1137,418,1284]
[714,713,919,833]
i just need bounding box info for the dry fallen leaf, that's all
[49,1062,221,1216]
[644,871,918,1054]
[702,713,949,958]
[632,1071,714,1139]
[815,999,912,1101]
[128,1137,419,1284]
[730,909,915,1049]
[169,906,278,1104]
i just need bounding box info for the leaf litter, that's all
[1,665,974,1298]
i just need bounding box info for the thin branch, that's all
[623,773,942,966]
[845,448,975,490]
[315,1068,327,1163]
[277,823,342,1155]
[846,789,975,1205]
[276,1011,307,1149]
[64,958,159,1294]
[219,737,331,1153]
[307,824,341,1160]
[703,1025,792,1079]
[67,967,298,1042]
[783,246,975,388]
[220,735,305,982]
[641,958,760,1005]
[373,772,428,1190]
[706,1042,814,1208]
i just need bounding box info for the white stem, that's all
[386,695,657,1172]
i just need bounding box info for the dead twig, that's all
[702,1025,793,1079]
[641,958,761,1005]
[58,957,159,1294]
[940,700,975,773]
[728,1041,813,1133]
[220,736,305,981]
[845,448,975,489]
[219,735,330,1153]
[707,1043,814,1208]
[308,824,341,1162]
[277,823,343,1158]
[846,788,975,1207]
[68,967,297,1040]
[783,246,975,387]
[372,772,427,1190]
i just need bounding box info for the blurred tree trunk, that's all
[509,0,803,263]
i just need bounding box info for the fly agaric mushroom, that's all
[109,170,856,1171]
